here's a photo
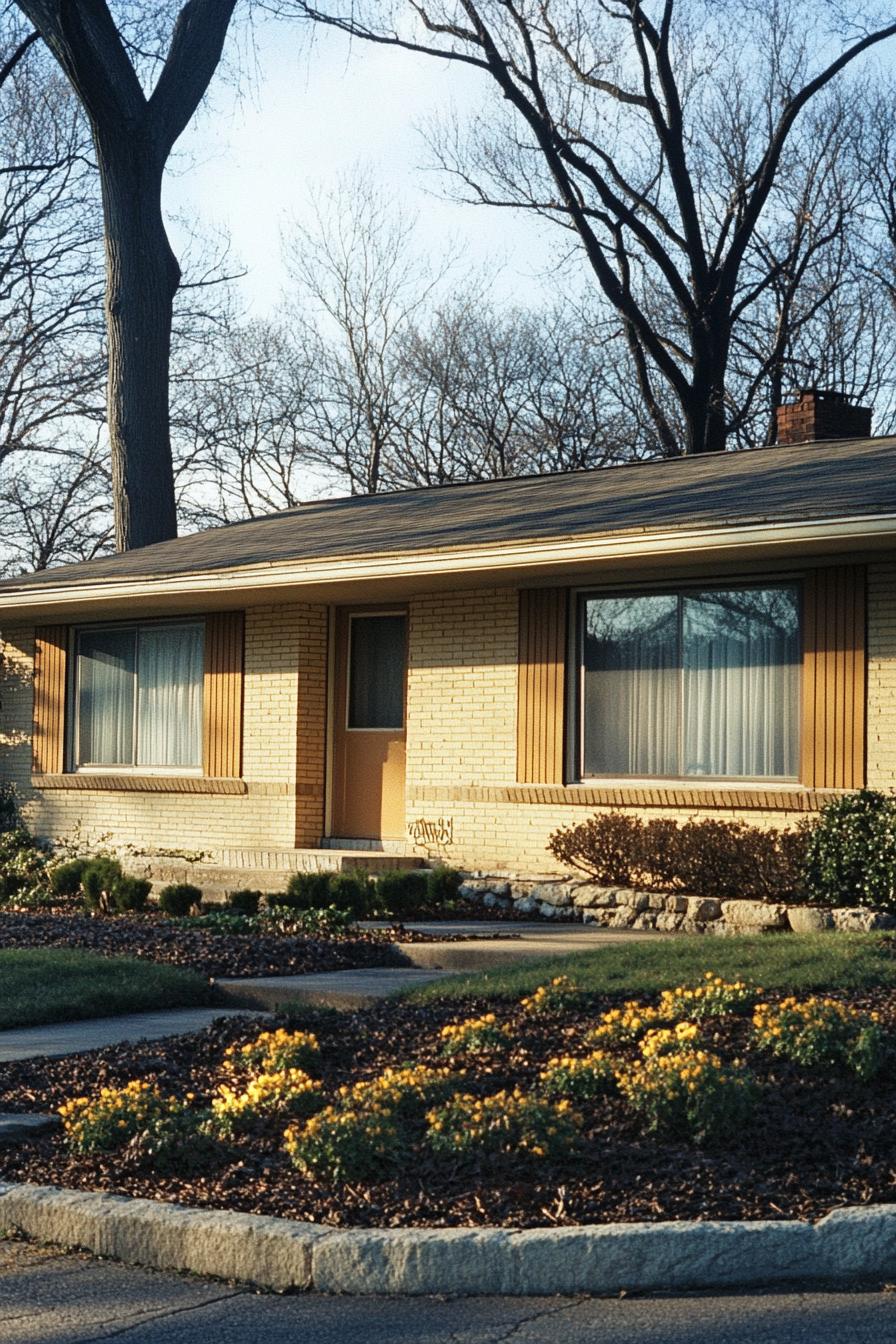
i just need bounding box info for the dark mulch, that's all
[2,988,895,1228]
[0,912,417,979]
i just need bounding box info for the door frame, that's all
[324,602,409,841]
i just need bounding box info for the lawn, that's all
[405,931,896,1002]
[0,948,216,1029]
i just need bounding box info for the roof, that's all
[1,434,895,604]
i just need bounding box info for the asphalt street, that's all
[2,1240,895,1344]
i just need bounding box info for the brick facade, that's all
[2,561,895,875]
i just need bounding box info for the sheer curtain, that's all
[77,630,136,765]
[582,586,800,779]
[583,595,679,775]
[136,625,204,767]
[683,589,799,778]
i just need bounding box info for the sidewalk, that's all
[0,1008,259,1064]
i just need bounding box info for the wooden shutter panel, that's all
[800,566,866,790]
[32,626,68,775]
[517,588,567,784]
[203,611,244,778]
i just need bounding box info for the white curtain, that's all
[582,587,800,779]
[136,625,204,767]
[683,591,799,778]
[77,630,136,765]
[583,595,678,775]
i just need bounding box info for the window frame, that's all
[67,617,206,776]
[573,577,804,786]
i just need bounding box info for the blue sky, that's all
[164,19,563,318]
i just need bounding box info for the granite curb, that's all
[1,1183,895,1295]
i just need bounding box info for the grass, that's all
[405,932,896,1003]
[0,949,216,1030]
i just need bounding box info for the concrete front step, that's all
[145,849,425,898]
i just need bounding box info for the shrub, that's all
[539,1051,616,1101]
[328,872,373,918]
[127,1104,219,1175]
[374,868,429,916]
[228,888,261,915]
[49,857,90,898]
[158,883,202,917]
[264,903,356,937]
[0,828,49,904]
[752,997,886,1080]
[211,1069,325,1137]
[59,1080,180,1154]
[284,1105,403,1182]
[548,811,807,900]
[281,872,333,911]
[615,1050,756,1144]
[519,975,580,1014]
[80,858,149,914]
[225,1027,320,1075]
[113,875,151,913]
[439,1013,510,1057]
[426,1088,580,1161]
[802,790,896,911]
[638,1022,701,1057]
[426,865,463,907]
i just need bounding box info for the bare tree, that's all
[286,0,896,455]
[0,432,112,574]
[14,0,239,549]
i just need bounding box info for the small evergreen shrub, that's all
[228,888,261,916]
[426,865,463,907]
[158,883,202,917]
[548,811,807,900]
[113,875,151,912]
[49,857,90,898]
[802,790,896,911]
[80,858,126,913]
[374,868,429,916]
[280,871,333,911]
[328,872,373,917]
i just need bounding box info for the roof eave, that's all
[0,513,894,620]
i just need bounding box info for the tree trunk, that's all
[97,130,179,551]
[688,321,729,455]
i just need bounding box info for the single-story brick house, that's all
[0,390,894,880]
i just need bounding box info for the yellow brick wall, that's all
[405,562,896,872]
[0,603,328,859]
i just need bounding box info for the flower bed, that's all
[1,971,895,1229]
[0,912,417,978]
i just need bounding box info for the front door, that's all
[331,608,408,840]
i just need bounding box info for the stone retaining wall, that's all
[459,876,895,934]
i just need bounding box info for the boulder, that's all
[581,907,614,926]
[488,881,513,899]
[609,908,638,929]
[573,885,617,909]
[665,895,689,914]
[531,883,574,908]
[719,900,788,930]
[633,912,658,930]
[655,911,684,932]
[482,892,510,910]
[513,896,539,917]
[832,907,896,932]
[686,897,722,923]
[646,893,668,912]
[786,906,834,934]
[538,901,563,920]
[458,883,485,903]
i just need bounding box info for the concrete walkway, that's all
[0,1008,261,1064]
[2,1241,895,1344]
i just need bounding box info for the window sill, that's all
[413,783,846,811]
[31,774,247,796]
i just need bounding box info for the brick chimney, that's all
[775,388,872,445]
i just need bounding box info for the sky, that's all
[164,16,566,321]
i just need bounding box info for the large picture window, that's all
[580,585,800,780]
[73,621,204,770]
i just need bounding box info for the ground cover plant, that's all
[0,949,214,1029]
[2,933,896,1228]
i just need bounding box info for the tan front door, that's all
[331,608,408,840]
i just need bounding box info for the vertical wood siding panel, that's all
[32,626,68,775]
[801,567,866,790]
[203,612,244,779]
[517,589,567,784]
